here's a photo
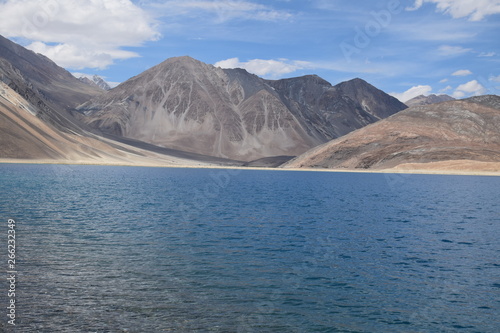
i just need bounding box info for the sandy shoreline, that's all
[1,158,500,177]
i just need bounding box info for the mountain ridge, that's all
[0,34,104,135]
[283,95,500,171]
[405,94,455,107]
[78,56,407,161]
[4,35,496,173]
[0,36,242,166]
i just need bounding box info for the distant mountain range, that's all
[405,94,455,107]
[77,74,112,91]
[76,56,407,161]
[0,35,239,166]
[1,34,499,172]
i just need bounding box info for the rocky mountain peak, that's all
[334,77,407,119]
[77,74,111,91]
[77,56,407,160]
[151,55,215,73]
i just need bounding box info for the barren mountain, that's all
[0,35,103,108]
[0,81,137,161]
[0,80,241,166]
[78,56,406,161]
[405,94,455,107]
[77,74,112,91]
[0,34,105,134]
[267,76,407,140]
[283,96,500,171]
[0,36,243,166]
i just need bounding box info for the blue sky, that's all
[0,0,499,102]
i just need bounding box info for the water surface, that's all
[0,164,499,332]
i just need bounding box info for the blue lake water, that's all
[0,164,499,332]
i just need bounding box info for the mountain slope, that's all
[0,34,104,134]
[0,36,242,167]
[0,35,102,109]
[283,96,500,171]
[78,56,407,161]
[0,81,240,166]
[267,76,407,139]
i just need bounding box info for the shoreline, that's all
[1,158,500,177]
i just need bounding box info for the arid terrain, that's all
[1,34,499,175]
[77,56,406,161]
[283,96,500,173]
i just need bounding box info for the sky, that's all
[0,0,499,102]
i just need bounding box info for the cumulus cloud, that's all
[390,85,433,103]
[215,57,313,78]
[490,75,500,82]
[407,0,500,21]
[453,80,486,98]
[0,0,160,69]
[452,69,473,76]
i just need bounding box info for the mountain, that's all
[0,79,242,166]
[0,35,102,111]
[283,96,500,172]
[0,34,104,134]
[266,76,407,140]
[405,94,455,107]
[0,80,139,161]
[0,35,243,166]
[77,56,407,161]
[77,74,112,91]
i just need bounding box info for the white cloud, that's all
[490,75,500,82]
[215,57,313,78]
[27,41,139,70]
[453,80,486,98]
[406,0,424,11]
[407,0,500,21]
[390,85,433,103]
[438,45,472,56]
[216,57,415,79]
[440,85,453,93]
[147,1,292,23]
[0,0,160,69]
[395,21,477,42]
[453,91,466,99]
[452,69,473,76]
[440,78,449,83]
[479,51,496,57]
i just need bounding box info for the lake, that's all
[0,164,499,332]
